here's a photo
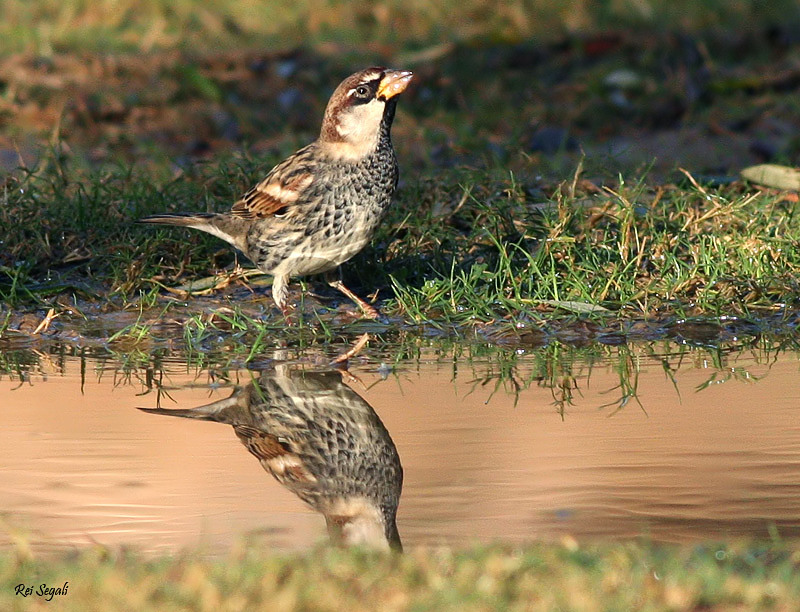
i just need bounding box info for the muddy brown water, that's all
[2,343,800,556]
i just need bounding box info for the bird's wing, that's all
[231,145,316,219]
[233,424,318,484]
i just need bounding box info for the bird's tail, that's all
[137,394,241,424]
[138,212,248,251]
[138,212,216,227]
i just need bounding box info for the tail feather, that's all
[139,212,247,251]
[137,394,242,423]
[138,212,216,227]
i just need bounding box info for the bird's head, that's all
[319,67,413,159]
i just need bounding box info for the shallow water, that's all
[2,341,800,555]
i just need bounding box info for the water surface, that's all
[2,342,800,555]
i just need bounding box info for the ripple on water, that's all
[2,340,800,554]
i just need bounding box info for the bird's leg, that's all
[330,332,371,366]
[280,304,295,323]
[326,274,380,320]
[271,275,296,323]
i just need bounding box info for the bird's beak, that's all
[376,70,413,100]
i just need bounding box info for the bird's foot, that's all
[327,279,380,320]
[330,332,370,366]
[279,303,298,325]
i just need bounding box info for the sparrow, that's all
[139,67,413,319]
[139,365,403,551]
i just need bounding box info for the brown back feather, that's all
[231,147,315,219]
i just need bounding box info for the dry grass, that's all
[2,540,800,611]
[0,0,795,54]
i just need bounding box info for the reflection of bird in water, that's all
[140,366,403,551]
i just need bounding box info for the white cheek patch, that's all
[324,497,389,549]
[333,98,384,159]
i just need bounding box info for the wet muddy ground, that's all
[3,284,800,354]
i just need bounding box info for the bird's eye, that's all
[355,85,370,98]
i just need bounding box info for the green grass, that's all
[2,316,796,420]
[3,0,800,348]
[2,540,799,611]
[4,150,800,346]
[385,170,800,324]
